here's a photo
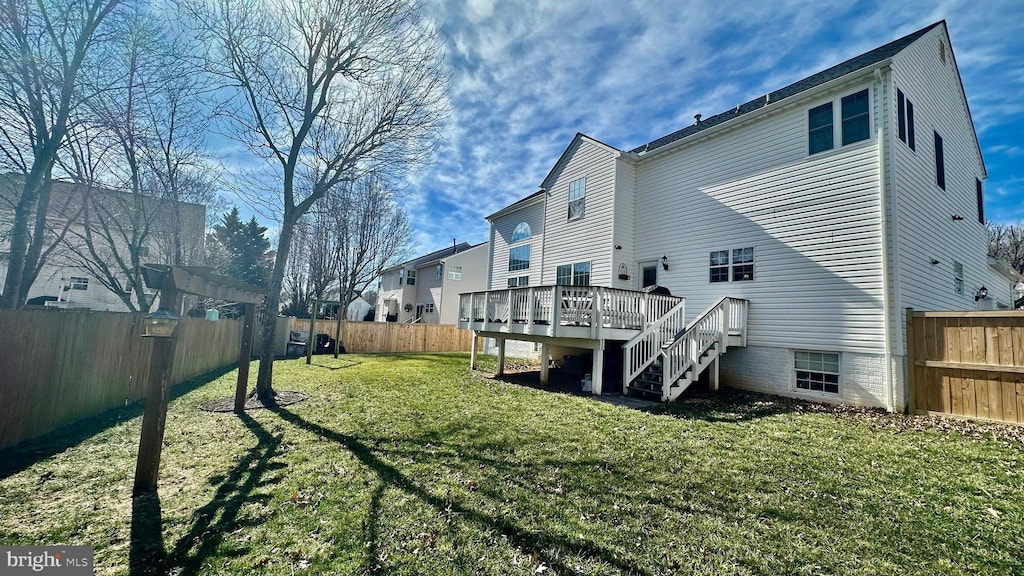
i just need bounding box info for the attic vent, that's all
[939,39,946,64]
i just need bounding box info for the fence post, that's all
[905,308,915,414]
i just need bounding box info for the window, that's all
[934,131,945,190]
[508,245,531,271]
[507,276,529,287]
[954,262,964,296]
[138,245,151,258]
[907,100,915,150]
[567,177,586,220]
[436,265,443,280]
[556,262,591,286]
[976,179,985,224]
[808,102,834,155]
[448,266,463,280]
[406,269,416,285]
[840,89,870,145]
[709,250,729,283]
[511,222,532,242]
[795,351,839,394]
[732,247,754,281]
[424,303,435,314]
[69,276,89,290]
[398,269,405,285]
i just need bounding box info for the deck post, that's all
[470,332,479,370]
[496,338,506,376]
[540,343,550,385]
[592,345,604,395]
[709,356,720,391]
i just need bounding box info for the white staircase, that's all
[623,297,748,402]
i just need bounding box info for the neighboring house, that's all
[460,21,1015,410]
[345,295,373,321]
[377,242,488,324]
[0,175,206,311]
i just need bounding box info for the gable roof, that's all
[630,21,944,155]
[486,189,545,220]
[385,242,474,272]
[540,132,621,189]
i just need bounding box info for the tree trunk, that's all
[0,168,47,309]
[255,212,297,398]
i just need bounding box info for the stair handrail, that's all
[622,297,686,385]
[659,298,731,395]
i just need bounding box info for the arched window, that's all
[511,222,531,242]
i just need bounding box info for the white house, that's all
[459,21,1015,411]
[345,295,374,321]
[0,175,206,311]
[377,241,488,324]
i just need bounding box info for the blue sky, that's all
[383,0,1024,256]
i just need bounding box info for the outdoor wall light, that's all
[975,286,988,302]
[142,308,179,338]
[661,255,669,271]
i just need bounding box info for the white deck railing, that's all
[458,286,681,336]
[622,299,687,385]
[659,297,748,399]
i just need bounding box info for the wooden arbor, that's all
[134,265,265,495]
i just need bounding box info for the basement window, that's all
[795,351,839,394]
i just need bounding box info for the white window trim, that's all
[792,350,841,397]
[567,177,586,221]
[806,86,873,157]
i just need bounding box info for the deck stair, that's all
[623,297,747,402]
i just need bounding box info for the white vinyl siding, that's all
[488,201,544,290]
[541,138,617,286]
[889,25,992,354]
[635,76,885,354]
[612,158,637,290]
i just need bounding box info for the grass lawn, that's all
[1,353,1022,575]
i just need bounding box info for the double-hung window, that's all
[732,247,754,281]
[897,89,916,150]
[808,102,834,155]
[556,262,591,286]
[840,90,870,145]
[508,245,530,271]
[567,177,586,221]
[406,270,416,286]
[70,276,89,290]
[953,262,964,296]
[709,251,729,283]
[448,266,463,280]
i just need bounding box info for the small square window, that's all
[425,303,435,314]
[731,247,754,281]
[69,276,89,290]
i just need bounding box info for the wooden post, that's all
[905,308,916,414]
[234,303,256,412]
[470,332,479,370]
[306,299,317,365]
[334,300,343,358]
[133,288,181,495]
[496,338,506,376]
[592,345,604,395]
[709,357,720,391]
[540,343,550,385]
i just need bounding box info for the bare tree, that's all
[0,0,124,308]
[192,0,447,398]
[988,222,1024,274]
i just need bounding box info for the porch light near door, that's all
[661,255,669,271]
[975,286,988,302]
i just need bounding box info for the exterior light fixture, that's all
[974,286,988,302]
[143,308,179,338]
[660,255,669,271]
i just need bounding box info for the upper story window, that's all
[436,264,443,280]
[567,177,586,221]
[897,89,916,150]
[732,247,755,281]
[976,179,985,224]
[808,88,870,155]
[556,261,591,286]
[511,222,532,242]
[406,269,416,286]
[69,276,89,290]
[953,261,964,296]
[709,251,729,283]
[509,245,530,271]
[448,265,462,280]
[934,131,945,190]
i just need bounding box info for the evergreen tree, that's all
[211,207,271,287]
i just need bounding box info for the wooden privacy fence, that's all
[906,309,1024,424]
[289,319,478,353]
[0,309,243,450]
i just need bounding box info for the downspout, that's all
[875,66,895,413]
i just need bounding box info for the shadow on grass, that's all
[163,413,284,576]
[269,405,652,576]
[307,357,363,371]
[129,491,167,576]
[0,364,237,481]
